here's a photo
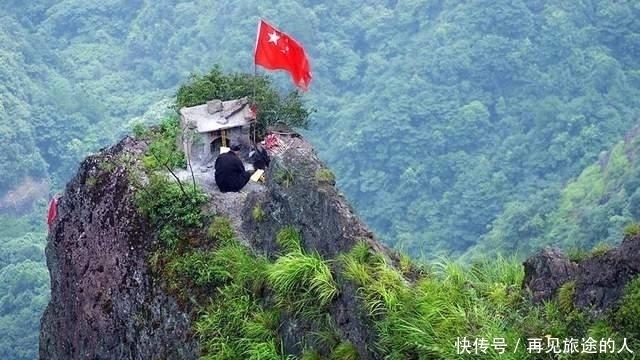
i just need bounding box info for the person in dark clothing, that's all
[214,144,253,192]
[249,143,271,170]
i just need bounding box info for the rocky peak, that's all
[38,131,401,360]
[39,128,640,360]
[39,136,198,359]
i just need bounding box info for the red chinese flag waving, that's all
[254,19,312,91]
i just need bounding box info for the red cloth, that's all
[47,197,58,230]
[254,19,312,91]
[264,134,280,150]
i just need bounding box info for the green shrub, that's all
[175,65,313,139]
[207,216,235,244]
[135,173,208,248]
[142,116,186,171]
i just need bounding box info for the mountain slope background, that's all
[2,1,640,358]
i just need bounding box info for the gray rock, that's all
[39,136,198,360]
[523,236,640,315]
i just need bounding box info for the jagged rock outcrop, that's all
[239,135,398,358]
[41,128,640,360]
[523,235,640,314]
[39,137,198,360]
[39,133,400,360]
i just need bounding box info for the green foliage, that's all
[0,251,49,360]
[267,251,339,318]
[616,277,640,338]
[273,163,296,188]
[252,205,265,222]
[276,226,302,254]
[337,243,628,359]
[623,223,640,238]
[142,116,185,171]
[135,173,208,248]
[315,168,335,185]
[207,216,236,244]
[132,122,150,138]
[567,246,589,263]
[167,251,231,288]
[589,243,613,258]
[195,283,284,360]
[557,281,576,314]
[299,351,322,360]
[175,66,312,139]
[329,342,359,360]
[167,241,268,296]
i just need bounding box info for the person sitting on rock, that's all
[214,144,253,192]
[249,142,271,170]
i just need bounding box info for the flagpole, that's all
[252,17,261,145]
[252,62,257,144]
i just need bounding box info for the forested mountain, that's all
[2,1,640,358]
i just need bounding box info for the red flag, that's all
[254,19,312,91]
[47,197,58,230]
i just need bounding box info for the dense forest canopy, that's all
[2,1,640,359]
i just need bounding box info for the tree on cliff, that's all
[175,65,313,139]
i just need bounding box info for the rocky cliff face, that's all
[39,133,401,359]
[39,138,198,360]
[39,131,640,360]
[523,234,640,314]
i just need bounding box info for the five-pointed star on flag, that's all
[268,31,280,44]
[254,19,312,91]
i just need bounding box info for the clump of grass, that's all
[267,251,339,318]
[300,352,322,360]
[194,283,282,360]
[566,245,589,262]
[624,222,640,238]
[329,342,359,360]
[315,168,335,185]
[557,280,576,314]
[398,253,413,276]
[589,242,613,258]
[273,163,296,187]
[616,277,640,338]
[207,216,235,244]
[276,226,302,253]
[252,205,265,222]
